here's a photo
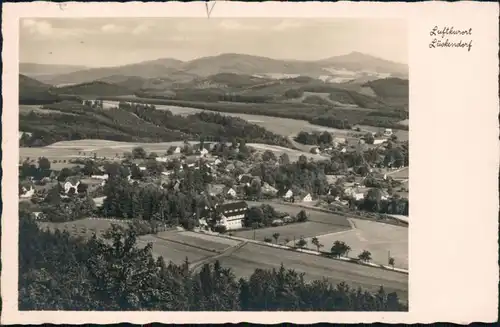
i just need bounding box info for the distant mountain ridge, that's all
[21,52,408,86]
[20,63,89,76]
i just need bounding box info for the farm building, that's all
[156,156,169,163]
[64,179,80,194]
[91,173,109,180]
[302,193,313,202]
[373,139,386,145]
[384,128,393,136]
[215,201,248,230]
[284,189,293,199]
[224,187,237,198]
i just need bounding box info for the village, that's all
[19,126,409,228]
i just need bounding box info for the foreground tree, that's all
[272,232,280,244]
[19,212,407,311]
[358,250,372,263]
[311,237,324,252]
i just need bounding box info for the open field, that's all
[138,234,215,265]
[387,167,409,179]
[151,103,378,138]
[232,221,351,244]
[38,218,129,237]
[20,139,322,165]
[356,124,409,141]
[301,218,408,269]
[20,104,77,116]
[218,242,408,300]
[156,230,241,252]
[246,200,352,226]
[247,143,325,161]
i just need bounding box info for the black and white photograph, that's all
[17,17,410,311]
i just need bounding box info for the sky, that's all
[19,18,407,67]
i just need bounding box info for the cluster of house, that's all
[310,128,394,155]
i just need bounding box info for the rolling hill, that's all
[30,59,185,85]
[19,74,61,104]
[21,52,408,86]
[20,63,89,76]
[54,81,134,96]
[318,52,408,78]
[363,78,409,110]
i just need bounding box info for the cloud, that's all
[21,19,85,38]
[132,23,150,35]
[101,24,126,33]
[218,20,261,31]
[271,20,305,31]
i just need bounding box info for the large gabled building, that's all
[216,201,248,230]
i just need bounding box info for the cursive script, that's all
[429,26,473,52]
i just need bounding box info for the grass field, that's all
[138,234,215,265]
[387,167,409,179]
[38,218,129,238]
[218,242,408,300]
[156,104,370,138]
[20,104,77,116]
[20,139,321,165]
[155,230,241,252]
[301,218,408,269]
[246,201,352,226]
[232,221,351,244]
[233,201,352,243]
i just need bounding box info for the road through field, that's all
[219,242,408,301]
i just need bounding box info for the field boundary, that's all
[196,230,408,275]
[152,234,223,254]
[279,201,409,228]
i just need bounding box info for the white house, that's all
[20,186,35,198]
[199,148,209,157]
[138,166,147,171]
[156,156,169,163]
[91,173,109,180]
[173,146,182,154]
[226,187,237,198]
[340,148,347,153]
[373,139,386,145]
[384,128,393,136]
[284,189,293,199]
[302,193,313,202]
[214,201,248,231]
[214,158,222,166]
[353,192,365,201]
[64,181,80,194]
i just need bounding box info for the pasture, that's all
[387,167,409,180]
[155,230,241,252]
[37,218,129,238]
[301,218,409,269]
[246,201,352,226]
[138,234,215,265]
[218,242,408,301]
[232,221,350,245]
[20,139,323,165]
[156,104,367,138]
[357,124,409,142]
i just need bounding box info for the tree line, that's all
[19,212,407,311]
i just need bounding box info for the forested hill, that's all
[19,101,293,148]
[19,212,407,311]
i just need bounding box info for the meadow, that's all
[218,242,408,301]
[301,218,409,269]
